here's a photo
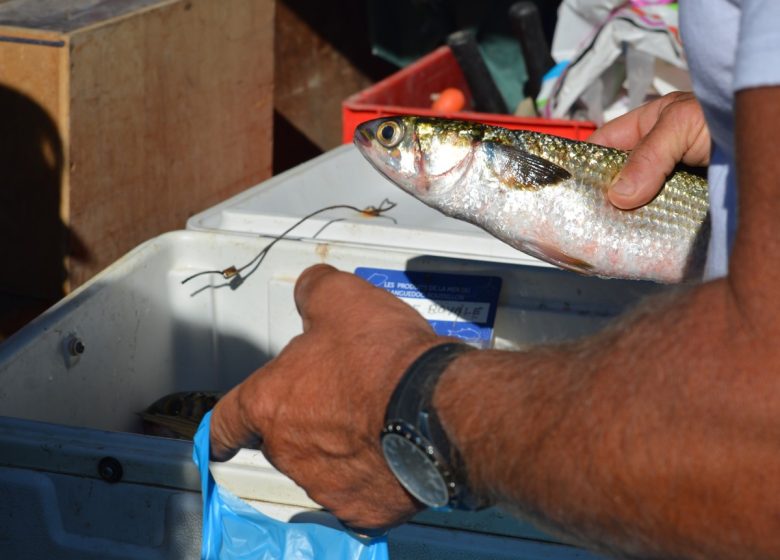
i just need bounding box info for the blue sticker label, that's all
[355,267,502,348]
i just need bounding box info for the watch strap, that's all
[384,342,476,508]
[385,342,474,422]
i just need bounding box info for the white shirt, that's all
[680,0,780,278]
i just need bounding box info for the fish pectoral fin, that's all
[524,242,594,275]
[483,142,571,189]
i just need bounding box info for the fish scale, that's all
[518,131,707,229]
[355,116,709,283]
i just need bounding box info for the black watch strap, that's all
[385,342,474,421]
[384,342,478,508]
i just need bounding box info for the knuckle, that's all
[294,264,340,303]
[659,93,697,124]
[296,263,335,289]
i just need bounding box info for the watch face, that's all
[381,432,449,507]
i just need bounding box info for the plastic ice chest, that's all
[342,45,597,144]
[0,145,659,559]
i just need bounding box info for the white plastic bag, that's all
[538,0,691,123]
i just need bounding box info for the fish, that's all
[354,116,710,284]
[139,390,223,439]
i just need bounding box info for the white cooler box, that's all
[0,145,660,559]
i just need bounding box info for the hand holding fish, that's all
[206,5,780,551]
[210,264,446,529]
[589,91,712,210]
[355,115,709,283]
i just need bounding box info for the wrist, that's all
[431,348,496,502]
[380,341,486,509]
[369,335,448,432]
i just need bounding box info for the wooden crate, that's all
[0,0,274,302]
[272,0,395,172]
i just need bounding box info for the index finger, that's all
[293,263,405,331]
[588,91,694,151]
[588,105,648,150]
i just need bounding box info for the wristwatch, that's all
[380,342,482,510]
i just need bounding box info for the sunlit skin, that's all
[211,88,780,559]
[590,91,712,210]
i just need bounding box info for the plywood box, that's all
[0,0,274,301]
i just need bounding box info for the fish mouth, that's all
[354,126,372,148]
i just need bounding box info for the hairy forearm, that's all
[432,86,780,560]
[434,278,780,559]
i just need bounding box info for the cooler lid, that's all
[187,144,552,268]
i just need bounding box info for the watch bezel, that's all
[381,419,458,508]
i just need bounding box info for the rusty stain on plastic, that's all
[315,243,331,261]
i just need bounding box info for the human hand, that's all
[588,91,711,209]
[210,264,446,529]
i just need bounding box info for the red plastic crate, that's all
[342,45,596,144]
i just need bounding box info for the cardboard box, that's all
[0,0,274,300]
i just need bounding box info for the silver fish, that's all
[354,116,709,283]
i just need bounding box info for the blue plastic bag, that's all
[193,411,390,560]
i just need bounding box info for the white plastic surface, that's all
[186,144,558,269]
[0,230,655,559]
[0,231,655,432]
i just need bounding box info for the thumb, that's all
[608,126,682,210]
[209,384,262,461]
[607,94,709,210]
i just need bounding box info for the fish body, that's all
[139,390,223,439]
[354,117,709,283]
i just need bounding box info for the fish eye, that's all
[376,120,404,148]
